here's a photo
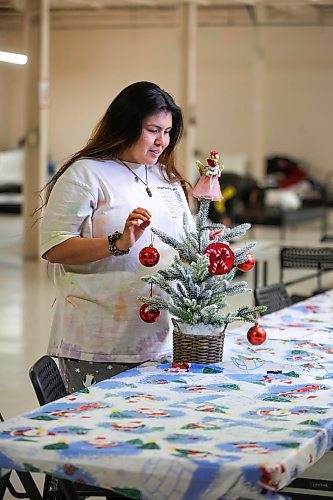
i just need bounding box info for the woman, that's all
[41,81,192,392]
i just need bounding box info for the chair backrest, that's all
[29,355,68,405]
[254,282,292,315]
[280,247,333,270]
[280,246,333,288]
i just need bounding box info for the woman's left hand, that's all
[117,207,151,250]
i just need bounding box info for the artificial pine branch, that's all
[195,199,210,231]
[150,228,181,252]
[221,224,252,241]
[137,296,169,310]
[190,255,211,283]
[150,227,193,263]
[234,242,256,264]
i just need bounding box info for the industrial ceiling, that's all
[1,0,333,28]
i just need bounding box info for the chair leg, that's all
[0,472,11,499]
[43,475,53,499]
[43,475,68,500]
[57,480,80,500]
[16,471,43,499]
[318,268,322,291]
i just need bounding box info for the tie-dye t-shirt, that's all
[40,159,194,363]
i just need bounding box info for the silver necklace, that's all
[118,159,152,197]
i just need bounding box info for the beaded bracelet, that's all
[107,231,130,256]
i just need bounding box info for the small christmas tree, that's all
[138,151,266,343]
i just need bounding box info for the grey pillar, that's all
[178,1,198,185]
[22,0,49,259]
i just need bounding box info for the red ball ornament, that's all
[139,245,160,267]
[204,243,234,275]
[237,253,255,272]
[247,324,267,345]
[139,303,161,323]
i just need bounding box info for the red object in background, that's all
[204,242,234,275]
[237,253,255,272]
[247,324,267,345]
[276,159,306,188]
[139,303,161,323]
[266,156,307,188]
[278,171,306,188]
[139,245,160,267]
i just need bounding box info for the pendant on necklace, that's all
[146,186,153,197]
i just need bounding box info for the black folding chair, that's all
[280,246,333,301]
[0,413,42,500]
[29,355,68,407]
[254,282,292,315]
[29,356,129,500]
[321,234,333,242]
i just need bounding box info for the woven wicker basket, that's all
[172,319,226,364]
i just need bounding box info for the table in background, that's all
[1,291,333,500]
[234,204,328,241]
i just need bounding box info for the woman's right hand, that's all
[44,207,152,265]
[116,207,152,251]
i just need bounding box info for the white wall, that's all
[265,26,333,181]
[197,27,254,168]
[1,20,332,181]
[0,29,26,149]
[49,26,181,164]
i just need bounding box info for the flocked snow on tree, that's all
[138,151,266,336]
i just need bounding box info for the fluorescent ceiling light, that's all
[0,51,28,65]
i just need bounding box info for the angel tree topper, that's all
[192,150,223,201]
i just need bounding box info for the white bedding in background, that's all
[0,149,23,185]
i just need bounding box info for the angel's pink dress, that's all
[192,175,223,201]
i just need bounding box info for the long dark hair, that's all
[43,81,189,206]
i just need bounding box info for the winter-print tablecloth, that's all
[1,290,333,500]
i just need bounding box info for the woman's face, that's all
[122,110,172,165]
